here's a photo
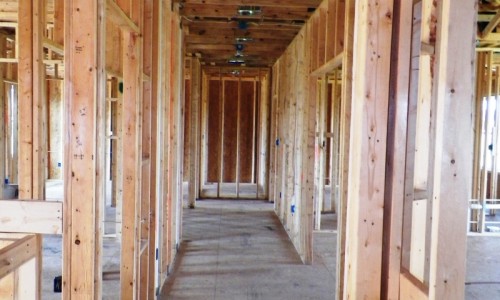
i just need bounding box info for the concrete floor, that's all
[160,200,336,300]
[38,181,500,299]
[466,236,500,299]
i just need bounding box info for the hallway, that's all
[160,200,336,300]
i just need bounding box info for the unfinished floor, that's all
[39,197,500,299]
[160,200,336,299]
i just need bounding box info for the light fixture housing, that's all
[235,37,254,43]
[228,58,245,64]
[237,6,262,16]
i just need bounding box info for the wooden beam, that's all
[177,0,322,8]
[17,1,45,298]
[381,2,413,297]
[337,0,354,296]
[399,271,428,299]
[63,0,106,298]
[344,0,393,297]
[120,30,142,299]
[0,200,62,234]
[236,76,241,198]
[310,52,343,77]
[258,71,271,199]
[43,38,64,56]
[299,24,314,264]
[427,0,475,298]
[18,0,34,200]
[188,58,201,208]
[107,0,140,33]
[149,0,160,294]
[0,235,37,280]
[33,0,46,202]
[0,36,5,206]
[172,7,184,262]
[180,4,313,21]
[53,0,64,45]
[481,9,500,39]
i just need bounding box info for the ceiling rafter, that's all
[180,0,320,67]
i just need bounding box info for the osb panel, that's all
[239,81,255,183]
[207,80,221,182]
[222,80,238,182]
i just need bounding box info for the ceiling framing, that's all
[178,0,323,67]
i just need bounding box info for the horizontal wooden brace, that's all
[106,0,140,33]
[0,58,18,63]
[43,37,64,55]
[310,52,343,77]
[0,234,38,280]
[44,59,64,65]
[0,22,17,28]
[0,200,63,235]
[481,10,500,39]
[399,270,429,299]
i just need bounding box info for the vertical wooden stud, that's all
[188,58,201,208]
[344,0,394,297]
[427,0,475,298]
[63,0,106,298]
[120,30,142,299]
[337,0,354,297]
[381,0,413,298]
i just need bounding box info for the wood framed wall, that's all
[197,67,270,200]
[269,0,348,266]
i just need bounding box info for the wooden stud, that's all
[343,0,394,297]
[252,77,257,187]
[199,71,209,191]
[172,7,184,253]
[0,35,5,199]
[0,235,37,280]
[479,51,493,233]
[317,4,327,67]
[258,71,271,200]
[63,0,106,298]
[380,0,412,298]
[236,76,241,198]
[471,53,485,230]
[269,63,279,204]
[427,0,475,298]
[325,0,337,61]
[314,75,327,230]
[18,0,34,201]
[148,0,159,295]
[299,24,314,264]
[54,0,64,46]
[218,68,223,198]
[160,1,172,281]
[120,29,142,299]
[336,0,354,296]
[32,0,46,201]
[188,58,201,208]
